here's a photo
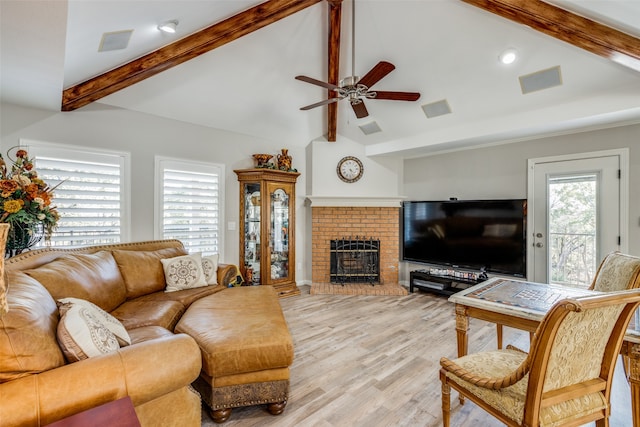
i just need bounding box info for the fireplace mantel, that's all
[306,196,405,208]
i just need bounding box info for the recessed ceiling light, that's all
[158,20,178,34]
[499,48,518,65]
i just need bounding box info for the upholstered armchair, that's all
[440,289,640,427]
[588,251,640,292]
[496,251,640,349]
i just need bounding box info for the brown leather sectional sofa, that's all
[0,239,294,426]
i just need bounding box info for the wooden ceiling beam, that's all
[462,0,640,72]
[327,0,342,142]
[62,0,323,111]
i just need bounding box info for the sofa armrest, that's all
[0,333,201,427]
[218,263,240,286]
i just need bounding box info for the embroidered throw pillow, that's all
[161,253,208,292]
[57,297,131,346]
[57,304,120,362]
[201,254,219,285]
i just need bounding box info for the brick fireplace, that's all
[309,198,401,285]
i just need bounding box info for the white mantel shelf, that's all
[306,196,406,208]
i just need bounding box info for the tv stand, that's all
[410,269,486,296]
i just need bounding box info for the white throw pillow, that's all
[162,253,208,292]
[58,297,131,346]
[201,253,219,285]
[57,304,120,362]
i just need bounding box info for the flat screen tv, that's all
[401,199,527,277]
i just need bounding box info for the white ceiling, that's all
[2,0,640,158]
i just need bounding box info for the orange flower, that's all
[0,179,19,197]
[25,183,39,198]
[15,150,28,159]
[38,192,51,206]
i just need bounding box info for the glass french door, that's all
[529,154,623,286]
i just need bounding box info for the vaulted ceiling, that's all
[2,0,639,157]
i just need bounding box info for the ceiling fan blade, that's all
[357,61,395,89]
[295,75,340,91]
[372,91,421,101]
[300,97,342,111]
[351,101,369,118]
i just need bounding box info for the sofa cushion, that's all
[202,254,219,285]
[0,272,66,383]
[58,297,131,346]
[57,303,120,362]
[112,247,187,299]
[131,284,223,308]
[128,325,176,344]
[162,253,208,292]
[24,251,126,312]
[110,299,185,331]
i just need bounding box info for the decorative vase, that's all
[277,149,292,171]
[0,223,8,316]
[5,222,44,257]
[252,153,273,168]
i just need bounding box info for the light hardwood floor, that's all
[201,285,632,427]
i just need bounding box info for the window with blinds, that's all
[156,158,223,255]
[25,142,129,247]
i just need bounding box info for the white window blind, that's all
[157,158,223,255]
[26,142,129,247]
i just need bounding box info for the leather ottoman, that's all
[175,286,294,423]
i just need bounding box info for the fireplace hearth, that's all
[330,237,380,285]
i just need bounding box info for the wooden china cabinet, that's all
[235,168,300,297]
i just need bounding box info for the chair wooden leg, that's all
[496,324,503,349]
[441,380,451,427]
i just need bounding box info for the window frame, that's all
[20,139,132,245]
[154,156,225,256]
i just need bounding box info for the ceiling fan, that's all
[295,0,420,119]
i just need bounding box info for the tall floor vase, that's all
[0,223,9,316]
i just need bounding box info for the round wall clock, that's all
[337,156,364,183]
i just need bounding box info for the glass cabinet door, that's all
[243,182,261,285]
[269,184,290,282]
[235,168,299,297]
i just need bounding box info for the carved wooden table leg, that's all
[454,304,469,404]
[455,304,469,358]
[623,341,640,427]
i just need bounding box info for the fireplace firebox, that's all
[330,237,380,285]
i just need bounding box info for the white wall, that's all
[1,102,404,285]
[401,123,640,281]
[0,102,309,271]
[6,101,635,286]
[307,136,402,197]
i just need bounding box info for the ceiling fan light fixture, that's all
[158,20,179,34]
[499,48,518,65]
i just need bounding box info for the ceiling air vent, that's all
[422,99,452,118]
[519,66,562,94]
[359,121,382,135]
[99,30,134,52]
